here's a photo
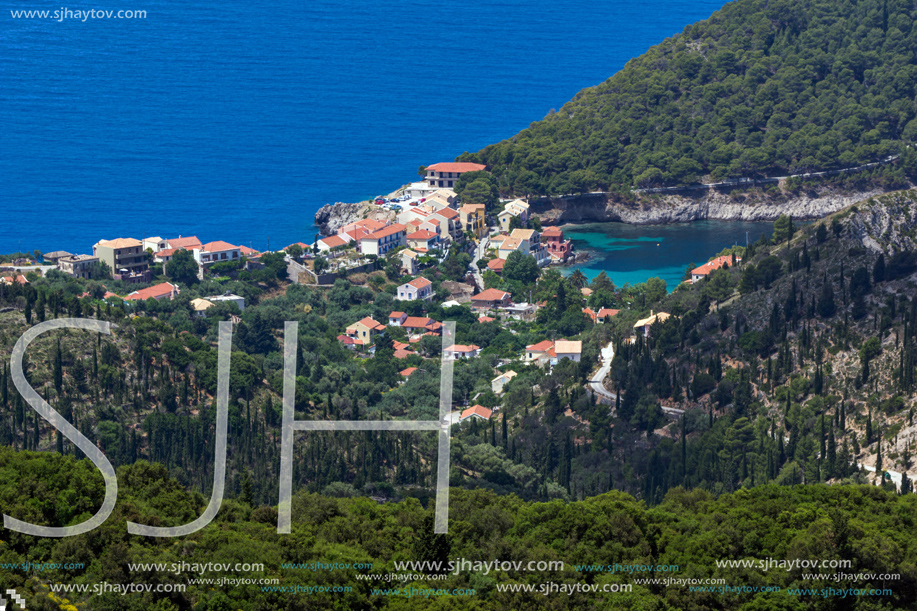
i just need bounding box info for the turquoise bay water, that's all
[562,221,775,289]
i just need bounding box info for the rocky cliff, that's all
[848,190,917,254]
[314,202,395,236]
[532,187,896,226]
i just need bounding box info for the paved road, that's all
[468,236,489,291]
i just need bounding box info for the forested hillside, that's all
[459,0,917,195]
[1,449,915,610]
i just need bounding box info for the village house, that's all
[510,228,549,266]
[405,230,438,252]
[691,255,739,283]
[396,277,433,301]
[316,234,347,254]
[525,340,555,365]
[194,241,241,271]
[343,316,386,347]
[57,254,98,279]
[491,370,517,394]
[633,310,671,337]
[459,204,487,238]
[93,237,151,283]
[471,288,512,310]
[0,274,29,286]
[361,223,407,256]
[583,308,597,323]
[423,162,486,189]
[553,340,582,364]
[596,308,620,323]
[207,292,245,311]
[401,249,420,275]
[443,344,481,359]
[401,316,442,336]
[404,182,437,200]
[166,236,203,251]
[124,282,180,302]
[460,405,493,422]
[42,251,72,265]
[190,298,214,318]
[141,237,168,253]
[497,199,530,232]
[486,258,505,273]
[541,226,574,262]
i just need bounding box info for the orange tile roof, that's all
[389,311,406,318]
[400,367,418,377]
[351,316,385,331]
[426,162,486,173]
[239,245,260,256]
[393,348,414,359]
[125,282,178,301]
[541,226,564,236]
[406,230,437,241]
[407,277,433,289]
[402,316,436,329]
[365,223,407,241]
[155,248,178,258]
[472,288,510,302]
[597,308,620,318]
[200,241,240,253]
[286,241,310,250]
[168,236,202,249]
[478,316,495,323]
[97,237,142,249]
[446,344,480,353]
[486,258,505,271]
[461,405,493,420]
[692,255,737,276]
[318,235,346,248]
[432,208,459,220]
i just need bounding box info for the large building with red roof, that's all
[361,223,407,256]
[423,162,486,189]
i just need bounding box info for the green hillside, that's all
[459,0,917,195]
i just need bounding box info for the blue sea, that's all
[2,0,726,257]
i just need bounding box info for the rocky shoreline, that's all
[532,186,897,226]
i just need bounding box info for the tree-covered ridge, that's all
[459,0,917,194]
[0,447,916,610]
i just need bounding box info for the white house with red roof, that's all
[316,235,347,253]
[423,162,486,189]
[470,288,512,310]
[388,311,408,326]
[361,223,407,256]
[193,241,241,268]
[525,340,555,364]
[396,277,433,301]
[166,236,203,251]
[125,282,180,302]
[691,255,739,283]
[401,316,442,335]
[596,308,620,323]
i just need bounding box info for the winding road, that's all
[587,340,685,415]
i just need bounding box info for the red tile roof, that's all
[597,308,620,318]
[432,208,459,220]
[486,258,505,272]
[393,348,414,359]
[350,316,385,331]
[285,241,310,250]
[541,226,564,237]
[239,245,260,256]
[389,311,406,319]
[400,367,418,377]
[478,316,495,323]
[426,162,486,173]
[526,340,554,352]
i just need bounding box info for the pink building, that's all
[541,226,573,262]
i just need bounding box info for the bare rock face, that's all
[533,187,891,226]
[314,202,369,235]
[848,190,917,253]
